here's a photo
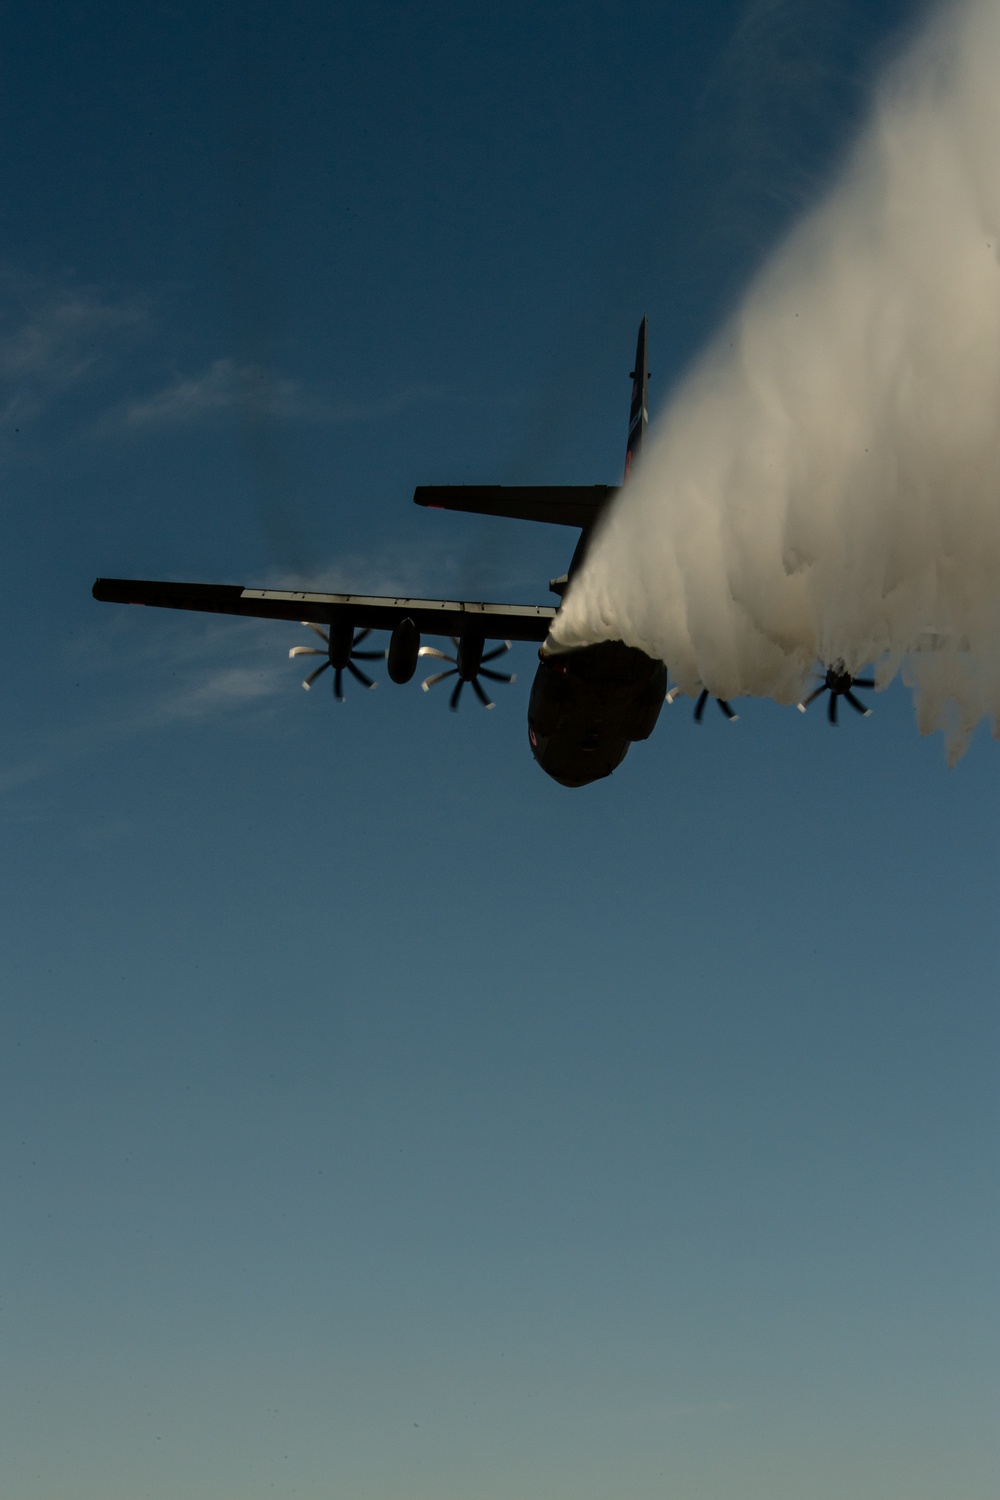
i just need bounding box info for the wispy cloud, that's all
[0,269,146,429]
[250,544,464,602]
[137,659,288,727]
[123,357,449,429]
[0,614,295,821]
[0,266,452,450]
[82,613,292,726]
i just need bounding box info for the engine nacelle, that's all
[387,617,420,683]
[456,631,484,679]
[327,618,355,668]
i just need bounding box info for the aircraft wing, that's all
[92,578,557,643]
[414,485,614,528]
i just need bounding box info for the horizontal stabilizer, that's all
[92,578,556,643]
[414,484,614,528]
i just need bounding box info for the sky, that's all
[2,2,998,1498]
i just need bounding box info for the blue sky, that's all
[2,2,997,1498]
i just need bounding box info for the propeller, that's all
[666,686,739,722]
[797,662,875,724]
[420,636,516,710]
[289,621,385,700]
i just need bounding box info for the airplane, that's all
[93,320,874,786]
[94,320,670,787]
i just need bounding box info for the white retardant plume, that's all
[550,0,1000,761]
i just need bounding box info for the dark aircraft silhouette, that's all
[94,321,668,786]
[93,320,873,786]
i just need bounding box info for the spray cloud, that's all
[551,0,1000,761]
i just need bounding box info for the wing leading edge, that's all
[91,578,556,643]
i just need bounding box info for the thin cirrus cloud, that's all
[0,275,146,428]
[82,613,293,729]
[0,615,293,817]
[0,269,449,438]
[123,358,450,428]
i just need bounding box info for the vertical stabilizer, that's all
[625,316,648,482]
[557,318,650,592]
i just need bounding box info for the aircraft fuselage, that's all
[525,316,664,786]
[527,641,667,786]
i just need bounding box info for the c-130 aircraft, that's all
[93,321,876,785]
[94,320,669,787]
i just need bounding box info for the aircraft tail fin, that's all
[625,316,648,482]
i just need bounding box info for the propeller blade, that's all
[481,642,512,663]
[350,649,386,660]
[346,660,376,689]
[479,667,515,685]
[694,689,709,723]
[334,667,345,701]
[303,661,331,689]
[418,646,453,663]
[844,689,871,717]
[421,669,458,691]
[798,684,828,710]
[353,629,371,646]
[449,679,464,712]
[303,622,329,644]
[471,677,495,709]
[828,692,838,725]
[716,698,738,721]
[289,646,324,658]
[852,677,876,689]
